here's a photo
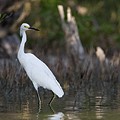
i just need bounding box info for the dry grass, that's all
[0,52,120,108]
[0,58,32,101]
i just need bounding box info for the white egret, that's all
[18,23,64,109]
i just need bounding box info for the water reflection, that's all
[95,96,104,119]
[66,111,80,120]
[22,100,31,120]
[47,112,64,120]
[1,93,120,120]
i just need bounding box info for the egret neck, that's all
[18,31,27,67]
[18,31,26,56]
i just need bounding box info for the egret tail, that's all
[51,81,64,98]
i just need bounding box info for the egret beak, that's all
[29,27,39,31]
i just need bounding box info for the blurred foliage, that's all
[25,0,66,50]
[25,0,120,52]
[0,13,6,22]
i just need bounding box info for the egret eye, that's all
[24,26,29,28]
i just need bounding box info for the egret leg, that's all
[49,104,55,113]
[36,90,41,111]
[49,94,56,106]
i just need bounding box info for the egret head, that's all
[20,23,30,31]
[20,23,39,36]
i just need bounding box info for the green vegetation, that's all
[25,0,120,52]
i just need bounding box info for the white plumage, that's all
[17,23,64,108]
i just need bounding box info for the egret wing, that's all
[24,53,64,97]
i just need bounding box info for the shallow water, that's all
[0,92,120,120]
